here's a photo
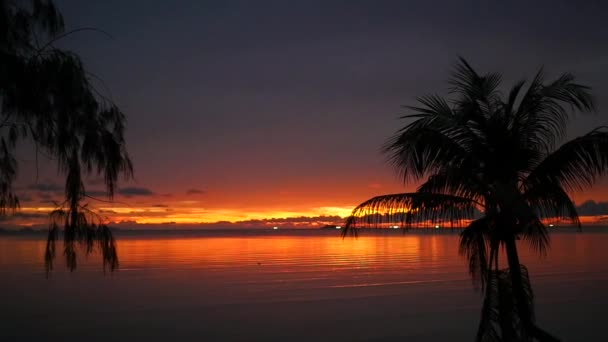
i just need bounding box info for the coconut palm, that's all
[1,0,132,272]
[343,58,608,341]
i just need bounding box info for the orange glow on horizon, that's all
[8,204,608,228]
[13,205,356,226]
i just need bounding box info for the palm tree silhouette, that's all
[1,0,132,273]
[343,58,608,341]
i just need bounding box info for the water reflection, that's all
[1,231,608,341]
[44,225,118,276]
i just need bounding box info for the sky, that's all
[10,0,608,227]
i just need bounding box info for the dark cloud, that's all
[17,194,34,203]
[98,209,119,214]
[0,211,48,222]
[86,178,106,186]
[186,188,206,195]
[39,199,59,205]
[85,190,108,197]
[577,200,608,216]
[117,187,155,197]
[37,193,58,201]
[28,182,62,193]
[243,215,343,225]
[110,215,345,230]
[24,182,64,203]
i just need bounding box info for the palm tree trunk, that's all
[504,235,531,340]
[504,238,529,310]
[504,236,561,342]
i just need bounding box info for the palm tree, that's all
[1,0,133,272]
[342,58,608,341]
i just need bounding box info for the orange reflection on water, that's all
[0,232,464,292]
[111,233,456,269]
[2,230,608,342]
[3,229,607,297]
[119,235,354,270]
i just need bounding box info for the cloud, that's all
[98,209,119,214]
[151,204,169,208]
[109,215,346,230]
[117,187,155,197]
[28,182,62,193]
[86,178,106,186]
[39,199,60,205]
[186,188,206,195]
[17,194,34,203]
[242,215,343,225]
[0,211,49,222]
[37,193,58,201]
[85,190,108,197]
[576,200,608,216]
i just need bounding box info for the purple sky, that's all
[14,0,608,226]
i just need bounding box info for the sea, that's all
[1,228,607,341]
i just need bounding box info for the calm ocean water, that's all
[1,228,607,341]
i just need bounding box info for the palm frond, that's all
[520,219,550,257]
[459,218,493,290]
[524,127,608,194]
[384,105,476,182]
[542,73,595,112]
[417,161,487,204]
[524,179,580,228]
[514,69,595,152]
[503,80,527,118]
[449,57,501,100]
[513,68,560,149]
[449,57,481,94]
[342,192,478,236]
[402,94,454,118]
[449,57,502,119]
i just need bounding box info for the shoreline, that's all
[1,225,605,238]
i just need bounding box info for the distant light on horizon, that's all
[435,224,440,229]
[273,226,278,230]
[549,224,555,227]
[336,226,342,229]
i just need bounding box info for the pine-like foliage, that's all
[1,0,133,272]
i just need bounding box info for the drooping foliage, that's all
[0,0,133,272]
[343,57,607,341]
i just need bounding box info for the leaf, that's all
[525,127,608,194]
[342,192,478,236]
[459,218,492,290]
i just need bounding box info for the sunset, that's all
[2,1,608,341]
[3,1,608,229]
